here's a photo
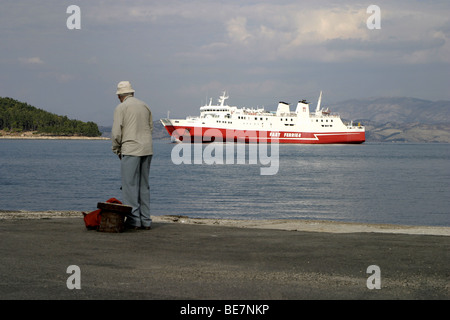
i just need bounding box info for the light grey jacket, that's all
[112,96,153,156]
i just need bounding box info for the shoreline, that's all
[0,129,109,140]
[0,135,109,140]
[1,210,449,236]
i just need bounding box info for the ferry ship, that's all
[160,92,365,144]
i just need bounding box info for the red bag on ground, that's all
[82,198,122,230]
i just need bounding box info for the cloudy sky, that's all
[1,0,449,125]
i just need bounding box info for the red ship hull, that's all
[164,125,365,144]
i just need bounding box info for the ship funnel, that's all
[296,99,310,116]
[276,101,290,116]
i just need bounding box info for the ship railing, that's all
[346,124,365,130]
[277,112,297,117]
[310,114,340,118]
[242,110,273,116]
[160,118,172,125]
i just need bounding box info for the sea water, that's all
[0,139,448,226]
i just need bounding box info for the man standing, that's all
[112,81,153,230]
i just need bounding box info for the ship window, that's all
[255,117,257,120]
[260,117,263,120]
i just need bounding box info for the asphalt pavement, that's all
[1,217,448,302]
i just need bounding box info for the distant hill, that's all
[0,97,101,137]
[363,121,450,143]
[331,97,450,124]
[328,97,450,143]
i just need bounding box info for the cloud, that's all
[120,1,448,64]
[227,17,252,44]
[18,57,44,65]
[1,0,449,124]
[218,4,449,63]
[80,0,448,105]
[34,71,74,83]
[5,1,450,66]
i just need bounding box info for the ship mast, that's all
[315,90,323,113]
[218,91,229,106]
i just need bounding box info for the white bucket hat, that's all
[116,81,135,95]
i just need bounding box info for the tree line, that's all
[0,97,101,137]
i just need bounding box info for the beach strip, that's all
[1,210,448,236]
